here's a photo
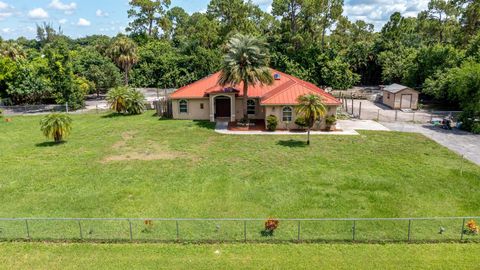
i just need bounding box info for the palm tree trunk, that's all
[307,127,311,145]
[243,83,248,121]
[124,70,129,86]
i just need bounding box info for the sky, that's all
[0,0,430,40]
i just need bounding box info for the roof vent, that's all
[274,73,281,80]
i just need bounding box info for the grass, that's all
[0,242,479,269]
[0,113,479,242]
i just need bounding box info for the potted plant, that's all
[325,115,337,131]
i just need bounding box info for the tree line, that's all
[0,0,479,131]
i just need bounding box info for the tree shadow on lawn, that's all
[194,121,215,130]
[35,141,66,147]
[276,139,307,148]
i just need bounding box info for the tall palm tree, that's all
[0,42,26,61]
[296,94,327,145]
[40,113,72,143]
[218,34,273,121]
[107,37,139,85]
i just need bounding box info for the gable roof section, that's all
[170,69,340,106]
[383,83,418,94]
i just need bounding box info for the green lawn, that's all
[0,242,479,269]
[0,113,479,242]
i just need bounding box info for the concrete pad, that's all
[337,120,390,131]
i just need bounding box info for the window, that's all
[247,99,256,115]
[282,106,293,122]
[387,93,391,99]
[179,100,188,113]
[200,103,204,109]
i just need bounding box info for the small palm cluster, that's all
[40,113,72,143]
[107,87,145,115]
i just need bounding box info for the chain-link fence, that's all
[0,217,478,243]
[340,99,462,124]
[0,104,69,116]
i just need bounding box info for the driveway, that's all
[382,122,480,165]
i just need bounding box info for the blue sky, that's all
[0,0,429,40]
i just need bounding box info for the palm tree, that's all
[296,94,327,145]
[40,113,72,143]
[0,42,26,61]
[107,37,138,85]
[218,34,273,121]
[107,86,129,114]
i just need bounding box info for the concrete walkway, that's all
[214,119,391,136]
[382,122,480,165]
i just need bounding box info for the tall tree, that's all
[127,0,171,37]
[218,34,273,121]
[107,37,139,85]
[296,94,327,145]
[304,0,343,48]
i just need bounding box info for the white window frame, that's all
[282,106,293,122]
[247,99,256,115]
[179,100,188,114]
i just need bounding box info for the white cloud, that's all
[28,8,49,19]
[77,18,91,26]
[343,0,429,30]
[49,0,77,11]
[59,18,68,24]
[2,27,11,33]
[0,1,9,10]
[96,9,109,17]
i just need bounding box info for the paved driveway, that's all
[382,122,480,165]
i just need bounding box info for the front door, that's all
[215,98,231,118]
[400,94,412,109]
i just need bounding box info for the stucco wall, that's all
[383,89,419,110]
[264,105,338,130]
[172,99,210,120]
[235,97,265,120]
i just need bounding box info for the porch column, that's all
[209,95,215,122]
[230,96,236,122]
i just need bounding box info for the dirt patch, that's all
[103,133,187,163]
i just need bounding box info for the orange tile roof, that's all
[170,69,341,106]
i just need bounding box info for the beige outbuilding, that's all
[382,84,420,110]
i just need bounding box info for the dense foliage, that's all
[107,86,146,115]
[0,0,479,130]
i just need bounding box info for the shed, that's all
[382,84,419,110]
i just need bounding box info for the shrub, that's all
[326,115,337,125]
[465,220,479,235]
[107,86,129,113]
[125,89,146,115]
[295,116,308,128]
[266,115,278,131]
[107,87,145,115]
[262,218,279,237]
[0,109,3,118]
[40,113,72,142]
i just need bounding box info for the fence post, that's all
[78,220,83,239]
[460,155,464,176]
[352,220,356,241]
[460,218,466,240]
[351,97,354,115]
[65,102,69,113]
[176,220,179,241]
[244,221,247,242]
[297,221,301,241]
[430,110,433,123]
[25,219,30,239]
[128,220,133,241]
[395,110,398,121]
[377,109,380,121]
[413,112,416,122]
[407,219,412,241]
[358,102,362,119]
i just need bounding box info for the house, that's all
[169,69,341,130]
[382,84,419,110]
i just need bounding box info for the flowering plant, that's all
[142,219,154,233]
[465,220,479,235]
[261,218,279,236]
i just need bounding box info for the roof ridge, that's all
[171,71,220,97]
